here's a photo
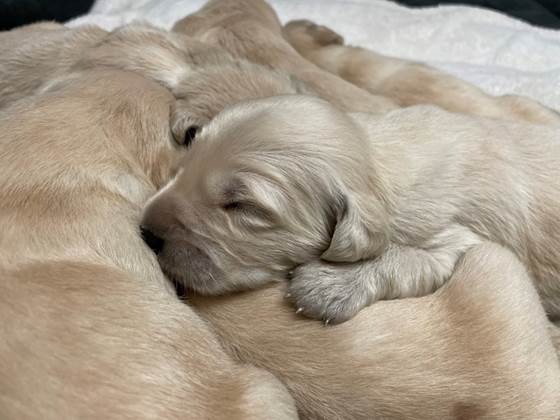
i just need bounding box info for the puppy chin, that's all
[158,240,227,295]
[158,240,279,295]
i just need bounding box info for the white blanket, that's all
[68,0,560,111]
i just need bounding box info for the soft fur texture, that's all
[170,0,398,115]
[141,94,560,324]
[140,1,560,416]
[283,19,560,125]
[190,243,560,419]
[2,0,560,418]
[172,0,560,124]
[0,20,302,141]
[0,69,297,419]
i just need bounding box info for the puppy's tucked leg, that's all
[283,19,344,50]
[284,19,560,124]
[289,225,482,323]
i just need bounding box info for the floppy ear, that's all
[321,192,388,263]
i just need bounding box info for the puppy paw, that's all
[283,19,344,51]
[287,260,372,324]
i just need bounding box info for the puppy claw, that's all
[287,259,373,323]
[295,307,304,314]
[285,292,292,299]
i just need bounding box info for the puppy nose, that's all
[140,226,164,255]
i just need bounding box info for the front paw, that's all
[283,19,345,50]
[287,260,371,324]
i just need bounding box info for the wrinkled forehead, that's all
[175,151,284,200]
[176,109,288,172]
[205,107,295,146]
[173,95,346,194]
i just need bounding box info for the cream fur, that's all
[3,0,560,417]
[0,20,303,143]
[142,94,560,324]
[283,19,560,125]
[0,69,296,419]
[190,243,560,419]
[141,0,560,417]
[173,0,560,124]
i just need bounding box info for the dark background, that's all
[1,0,559,31]
[398,0,560,29]
[0,0,94,30]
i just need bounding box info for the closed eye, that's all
[181,125,200,147]
[223,201,242,211]
[222,200,276,227]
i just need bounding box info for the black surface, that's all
[0,0,94,31]
[2,1,559,31]
[395,0,560,29]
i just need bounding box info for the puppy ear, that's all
[321,193,388,263]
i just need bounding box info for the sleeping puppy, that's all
[0,21,304,144]
[283,19,560,125]
[171,0,399,115]
[141,95,560,324]
[174,0,560,124]
[0,69,296,419]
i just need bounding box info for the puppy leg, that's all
[284,19,560,124]
[289,225,482,323]
[171,0,398,114]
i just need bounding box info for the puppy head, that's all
[141,95,389,295]
[41,69,189,190]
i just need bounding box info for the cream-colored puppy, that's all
[175,0,560,124]
[283,19,560,125]
[173,0,398,114]
[5,6,558,418]
[190,244,560,419]
[0,21,303,141]
[141,95,560,324]
[0,69,296,419]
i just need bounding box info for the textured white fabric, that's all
[68,0,560,110]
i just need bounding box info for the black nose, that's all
[140,226,164,255]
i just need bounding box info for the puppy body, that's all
[0,23,106,109]
[283,19,560,125]
[142,95,560,325]
[325,104,560,319]
[0,70,297,419]
[190,244,560,419]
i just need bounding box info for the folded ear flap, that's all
[321,193,388,263]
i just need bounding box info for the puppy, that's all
[0,69,296,419]
[283,19,560,125]
[0,21,304,144]
[6,7,557,418]
[175,0,560,125]
[141,94,560,324]
[189,244,560,419]
[171,0,399,114]
[0,22,106,108]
